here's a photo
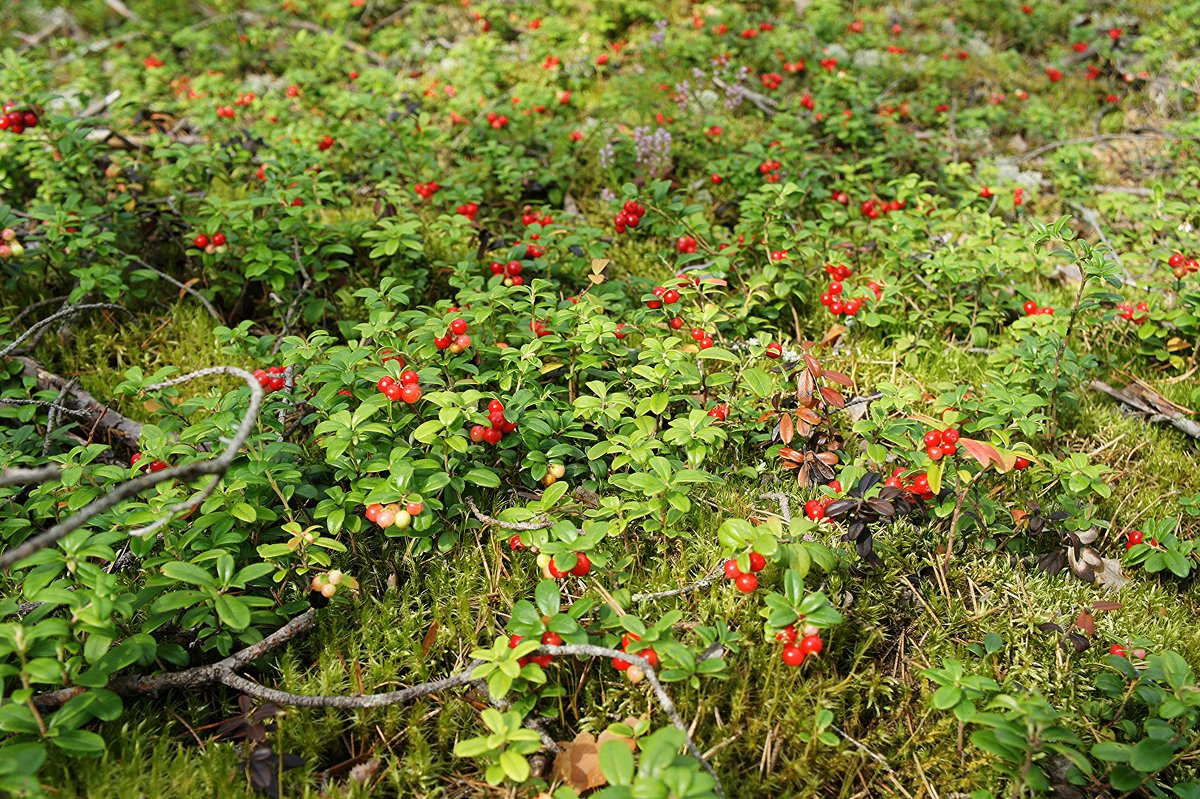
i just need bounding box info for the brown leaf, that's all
[823,369,854,388]
[803,354,823,377]
[1092,600,1124,612]
[819,386,846,409]
[796,371,815,405]
[550,731,636,793]
[779,413,794,445]
[796,407,822,425]
[819,324,847,347]
[421,620,440,657]
[1073,610,1095,637]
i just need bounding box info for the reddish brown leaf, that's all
[779,413,794,445]
[796,371,815,405]
[958,437,1001,469]
[819,386,846,409]
[803,354,823,377]
[796,407,822,425]
[421,620,440,657]
[778,448,803,463]
[757,411,776,424]
[1074,610,1095,637]
[823,369,854,388]
[1092,600,1124,612]
[795,418,812,438]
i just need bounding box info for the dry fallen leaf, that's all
[549,729,636,793]
[1074,609,1095,637]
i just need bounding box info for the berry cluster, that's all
[760,72,783,90]
[707,402,729,420]
[0,228,26,260]
[758,159,782,182]
[215,105,236,119]
[364,500,425,530]
[613,200,646,233]
[646,285,680,308]
[510,633,555,668]
[253,366,290,394]
[546,551,591,579]
[883,469,936,500]
[529,319,552,338]
[130,452,169,472]
[485,111,509,129]
[541,463,566,486]
[521,208,554,227]
[675,235,698,253]
[1124,529,1157,550]
[612,632,658,683]
[1168,252,1199,279]
[434,317,472,353]
[860,197,905,220]
[469,398,517,445]
[317,134,334,151]
[819,281,864,316]
[376,369,422,403]
[456,201,479,220]
[689,326,715,350]
[0,103,38,134]
[722,552,765,593]
[922,426,959,461]
[1116,301,1149,323]
[192,231,229,254]
[414,181,441,199]
[776,623,824,667]
[309,569,356,600]
[1023,300,1055,317]
[488,259,525,286]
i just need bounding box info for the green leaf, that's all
[50,729,105,755]
[540,480,568,508]
[160,561,215,587]
[465,468,501,488]
[215,594,251,631]
[1129,737,1176,772]
[599,739,635,786]
[499,749,530,782]
[231,503,257,523]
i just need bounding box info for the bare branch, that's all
[0,367,264,568]
[11,357,144,451]
[33,610,317,711]
[0,465,61,488]
[0,398,91,418]
[632,567,723,603]
[540,644,725,799]
[0,303,130,358]
[760,492,792,524]
[465,497,552,530]
[220,661,481,709]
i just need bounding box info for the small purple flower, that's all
[633,126,672,177]
[651,19,668,48]
[598,141,615,169]
[600,187,617,202]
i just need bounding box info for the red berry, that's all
[723,559,742,579]
[1109,644,1127,657]
[923,430,942,447]
[782,645,805,666]
[735,573,758,593]
[193,234,209,248]
[483,427,503,445]
[399,384,422,403]
[799,634,823,655]
[776,625,797,644]
[570,552,591,576]
[942,428,959,444]
[637,648,659,668]
[449,318,468,335]
[663,289,680,304]
[469,425,486,442]
[508,533,524,550]
[1014,456,1030,470]
[748,552,766,572]
[541,631,563,646]
[212,232,227,246]
[1127,530,1144,545]
[377,376,395,392]
[400,369,420,385]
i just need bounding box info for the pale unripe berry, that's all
[327,569,343,585]
[320,583,337,598]
[548,463,566,479]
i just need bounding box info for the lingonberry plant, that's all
[1,1,1199,797]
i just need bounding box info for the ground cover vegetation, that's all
[2,0,1200,796]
